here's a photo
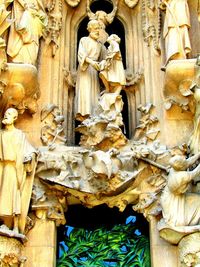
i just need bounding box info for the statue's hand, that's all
[91,61,100,71]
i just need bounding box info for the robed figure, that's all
[0,108,36,234]
[6,0,47,65]
[163,0,191,64]
[75,20,104,121]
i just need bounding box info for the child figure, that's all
[99,34,126,94]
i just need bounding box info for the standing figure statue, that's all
[99,34,126,95]
[6,0,47,65]
[161,154,200,228]
[162,0,191,64]
[75,20,104,121]
[0,108,37,234]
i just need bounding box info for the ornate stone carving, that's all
[163,58,197,111]
[0,108,37,235]
[6,0,48,65]
[158,153,200,245]
[0,236,25,267]
[141,0,161,54]
[161,0,191,65]
[99,34,126,95]
[40,104,66,149]
[75,20,104,121]
[179,233,200,267]
[0,63,40,116]
[87,0,118,44]
[76,92,127,150]
[44,0,62,56]
[32,179,67,226]
[134,103,160,143]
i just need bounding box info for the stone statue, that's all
[162,0,191,64]
[0,108,36,234]
[99,34,126,94]
[6,0,47,65]
[160,154,200,228]
[87,0,118,44]
[75,20,104,121]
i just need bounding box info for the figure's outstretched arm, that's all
[186,152,200,168]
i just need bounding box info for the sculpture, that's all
[0,108,37,234]
[99,34,126,94]
[75,19,104,121]
[6,0,47,65]
[162,0,191,64]
[87,0,118,44]
[40,104,67,149]
[160,154,200,228]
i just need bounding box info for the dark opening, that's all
[58,204,149,233]
[57,204,150,266]
[121,90,129,138]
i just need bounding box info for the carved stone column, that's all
[23,211,57,267]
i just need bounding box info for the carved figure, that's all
[75,20,104,121]
[161,154,200,227]
[6,0,47,65]
[0,108,36,234]
[87,0,118,44]
[0,0,13,65]
[162,0,191,64]
[99,34,126,94]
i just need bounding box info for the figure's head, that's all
[2,108,18,125]
[95,11,107,24]
[87,20,100,40]
[169,155,187,171]
[107,34,121,44]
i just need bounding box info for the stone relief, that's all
[0,0,200,266]
[40,104,67,149]
[0,63,40,116]
[44,0,62,56]
[141,0,161,55]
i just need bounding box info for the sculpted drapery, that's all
[0,108,36,233]
[7,0,47,65]
[75,20,104,121]
[163,0,191,63]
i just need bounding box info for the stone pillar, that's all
[149,216,178,267]
[23,211,57,267]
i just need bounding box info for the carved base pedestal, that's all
[0,236,25,267]
[179,232,200,267]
